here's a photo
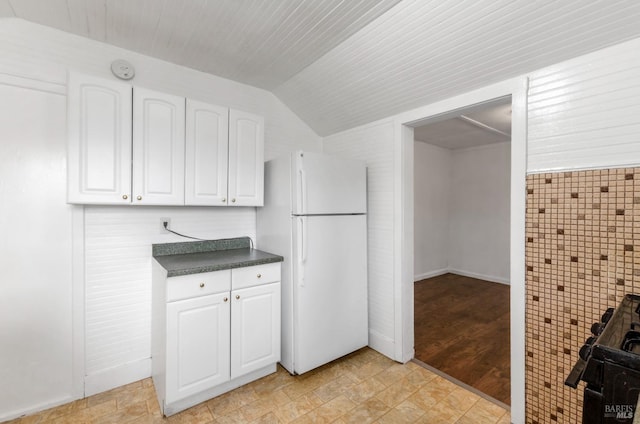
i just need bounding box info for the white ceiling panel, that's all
[0,0,15,17]
[5,0,640,137]
[6,0,402,90]
[464,103,512,136]
[274,0,640,135]
[9,0,70,28]
[414,101,510,150]
[415,119,508,150]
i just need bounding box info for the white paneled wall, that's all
[321,35,640,424]
[413,141,510,284]
[323,119,396,357]
[0,79,73,422]
[528,37,640,172]
[413,142,451,279]
[0,18,321,415]
[448,142,510,283]
[84,207,255,393]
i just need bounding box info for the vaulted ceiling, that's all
[2,0,640,136]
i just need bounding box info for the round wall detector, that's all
[111,60,135,80]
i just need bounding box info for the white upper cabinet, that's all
[133,88,185,205]
[67,72,132,204]
[185,100,229,206]
[67,72,263,206]
[228,110,264,207]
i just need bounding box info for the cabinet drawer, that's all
[232,263,281,290]
[167,270,231,302]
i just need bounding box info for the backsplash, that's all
[525,168,640,423]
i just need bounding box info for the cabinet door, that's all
[67,72,132,204]
[166,292,230,404]
[231,282,280,378]
[185,100,229,206]
[228,109,264,207]
[132,87,185,205]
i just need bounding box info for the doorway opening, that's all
[412,97,512,406]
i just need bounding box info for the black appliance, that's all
[566,294,640,423]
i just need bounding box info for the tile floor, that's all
[6,348,510,424]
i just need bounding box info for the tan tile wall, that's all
[525,168,640,423]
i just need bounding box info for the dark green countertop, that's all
[153,237,283,277]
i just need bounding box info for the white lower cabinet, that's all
[231,283,281,378]
[152,262,281,416]
[166,292,230,404]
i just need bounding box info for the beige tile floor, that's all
[6,348,509,424]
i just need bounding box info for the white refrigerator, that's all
[256,151,368,375]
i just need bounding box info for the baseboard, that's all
[84,358,151,396]
[414,268,509,285]
[447,268,510,285]
[414,268,449,282]
[368,329,395,360]
[0,394,78,422]
[162,364,277,416]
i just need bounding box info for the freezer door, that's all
[292,215,368,374]
[292,151,366,215]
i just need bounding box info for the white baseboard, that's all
[414,268,510,285]
[162,364,276,416]
[447,268,510,285]
[368,329,395,360]
[0,394,78,423]
[85,358,152,397]
[414,268,449,282]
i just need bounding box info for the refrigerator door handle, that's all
[301,216,307,263]
[299,168,307,214]
[297,216,305,286]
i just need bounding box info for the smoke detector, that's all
[110,60,135,80]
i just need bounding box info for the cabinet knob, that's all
[223,297,228,302]
[235,295,240,300]
[199,283,205,288]
[257,274,262,278]
[222,198,226,202]
[122,194,128,200]
[136,195,142,201]
[231,198,236,203]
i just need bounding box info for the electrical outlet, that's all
[160,217,171,233]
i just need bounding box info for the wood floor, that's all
[414,273,510,405]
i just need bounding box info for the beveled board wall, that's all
[523,35,640,423]
[323,119,396,358]
[0,18,321,418]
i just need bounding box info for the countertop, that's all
[152,237,283,277]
